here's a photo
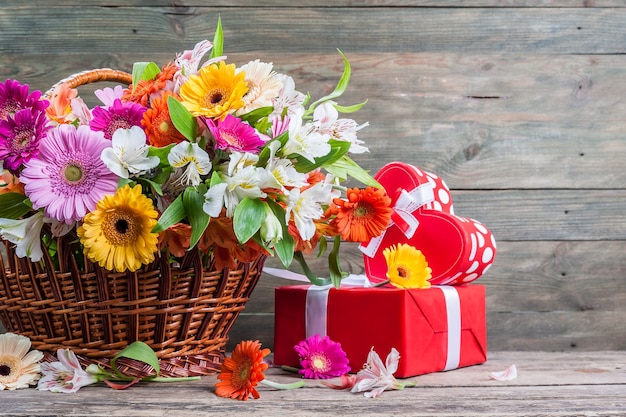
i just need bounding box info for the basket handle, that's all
[45,68,133,98]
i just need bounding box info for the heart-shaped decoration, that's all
[361,162,496,286]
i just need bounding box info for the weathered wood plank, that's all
[227,240,626,351]
[2,1,625,8]
[1,8,626,54]
[1,352,625,417]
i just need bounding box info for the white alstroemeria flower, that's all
[48,218,74,237]
[0,211,45,262]
[167,141,212,186]
[351,347,408,398]
[173,40,223,91]
[101,126,160,178]
[260,204,283,247]
[285,181,336,241]
[202,182,228,218]
[271,74,306,119]
[218,159,267,217]
[236,60,284,114]
[282,116,331,163]
[226,151,259,176]
[313,101,369,154]
[37,348,99,393]
[261,141,308,192]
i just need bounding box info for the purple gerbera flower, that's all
[19,124,119,223]
[0,79,48,121]
[205,114,265,153]
[294,334,351,379]
[89,98,146,140]
[0,108,51,172]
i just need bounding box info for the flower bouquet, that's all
[0,20,391,375]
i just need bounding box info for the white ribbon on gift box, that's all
[359,182,435,258]
[305,282,462,372]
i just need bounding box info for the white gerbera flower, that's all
[0,333,43,390]
[313,101,369,154]
[167,141,212,186]
[0,211,45,262]
[101,126,160,178]
[236,60,284,114]
[282,116,331,163]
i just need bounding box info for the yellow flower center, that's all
[233,359,252,389]
[63,164,83,183]
[310,353,330,373]
[102,209,139,246]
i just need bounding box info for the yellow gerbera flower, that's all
[0,333,43,390]
[179,62,248,120]
[77,184,159,272]
[383,243,432,289]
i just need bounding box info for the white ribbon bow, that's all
[359,182,435,258]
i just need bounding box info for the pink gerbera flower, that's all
[0,79,48,121]
[204,114,265,153]
[89,98,146,140]
[294,334,350,379]
[19,124,119,223]
[0,108,51,172]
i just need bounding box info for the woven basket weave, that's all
[0,69,267,377]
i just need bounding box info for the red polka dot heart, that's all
[361,162,496,286]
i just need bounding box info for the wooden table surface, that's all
[2,351,625,417]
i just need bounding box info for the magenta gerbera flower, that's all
[90,98,146,140]
[205,114,265,153]
[0,79,48,121]
[19,124,119,223]
[0,108,51,172]
[294,334,351,379]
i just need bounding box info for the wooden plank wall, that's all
[1,1,625,352]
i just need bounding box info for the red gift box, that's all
[273,284,487,378]
[360,162,496,286]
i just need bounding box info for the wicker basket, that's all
[0,69,267,377]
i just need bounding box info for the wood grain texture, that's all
[2,352,625,417]
[2,7,626,54]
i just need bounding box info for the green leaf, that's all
[257,132,289,167]
[293,252,331,286]
[233,197,266,243]
[305,50,352,115]
[152,194,185,233]
[183,186,210,249]
[292,139,351,173]
[328,235,346,288]
[148,143,176,166]
[0,193,32,219]
[167,96,197,142]
[238,106,273,125]
[210,16,224,59]
[326,155,381,187]
[131,62,161,92]
[111,341,160,379]
[333,99,368,114]
[267,200,294,267]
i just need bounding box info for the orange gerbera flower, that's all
[330,186,392,242]
[123,63,177,106]
[142,92,186,147]
[215,340,270,401]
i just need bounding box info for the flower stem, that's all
[372,279,390,288]
[280,365,301,374]
[259,379,306,390]
[146,376,201,383]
